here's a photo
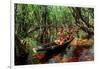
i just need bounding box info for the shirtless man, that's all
[54,27,65,45]
[66,27,74,42]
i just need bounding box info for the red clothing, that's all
[34,53,45,60]
[66,32,73,40]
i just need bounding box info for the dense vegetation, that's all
[14,4,94,65]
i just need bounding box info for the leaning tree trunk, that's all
[70,7,94,39]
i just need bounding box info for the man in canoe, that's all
[54,27,74,45]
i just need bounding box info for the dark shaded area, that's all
[15,34,29,65]
[36,38,74,63]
